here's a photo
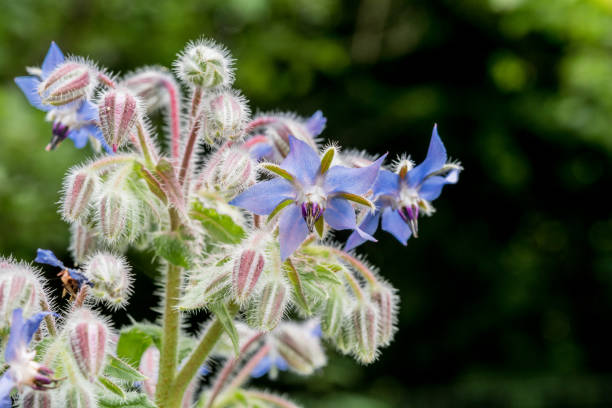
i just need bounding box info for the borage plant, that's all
[1,39,462,408]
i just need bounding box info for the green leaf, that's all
[98,391,156,408]
[319,147,336,174]
[191,201,245,244]
[261,163,295,182]
[152,231,191,268]
[211,303,240,356]
[284,259,311,315]
[105,355,146,382]
[116,324,163,367]
[99,376,126,398]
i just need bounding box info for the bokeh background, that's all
[1,0,611,407]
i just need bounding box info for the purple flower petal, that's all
[279,203,309,261]
[344,211,381,251]
[68,128,90,149]
[88,125,113,154]
[5,309,53,364]
[373,169,400,198]
[419,168,460,201]
[249,142,274,161]
[324,153,387,196]
[34,248,65,269]
[22,312,52,346]
[41,41,65,78]
[381,207,411,245]
[14,76,50,112]
[408,125,447,187]
[305,110,326,137]
[229,178,295,215]
[275,355,289,371]
[76,100,98,122]
[280,135,321,185]
[0,372,15,408]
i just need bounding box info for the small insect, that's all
[57,269,81,300]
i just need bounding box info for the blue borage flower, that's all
[345,125,461,250]
[230,135,386,260]
[34,248,92,292]
[0,309,58,408]
[14,42,112,153]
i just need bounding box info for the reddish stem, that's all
[97,72,116,88]
[178,117,203,185]
[227,344,270,390]
[162,79,181,163]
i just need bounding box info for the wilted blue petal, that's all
[275,355,289,371]
[419,169,460,201]
[229,178,295,215]
[88,126,113,154]
[34,249,65,269]
[76,100,98,122]
[280,135,320,185]
[0,372,15,408]
[279,203,309,261]
[249,142,274,161]
[41,41,65,78]
[305,110,326,137]
[68,127,90,149]
[373,169,400,198]
[324,154,387,196]
[250,355,272,378]
[344,211,381,251]
[381,207,411,245]
[22,312,52,346]
[14,76,50,112]
[408,125,447,187]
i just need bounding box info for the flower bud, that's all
[370,282,398,346]
[97,191,130,242]
[64,386,96,408]
[83,252,133,309]
[205,90,249,143]
[275,324,326,375]
[69,223,100,266]
[205,147,255,196]
[98,89,140,152]
[1,260,44,330]
[321,289,345,338]
[249,278,289,332]
[122,68,175,113]
[264,115,319,158]
[232,248,265,304]
[175,39,234,88]
[61,167,99,222]
[139,345,159,400]
[39,61,93,106]
[21,390,54,408]
[351,301,380,364]
[67,309,110,381]
[334,320,357,355]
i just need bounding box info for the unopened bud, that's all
[232,248,265,304]
[21,390,54,408]
[175,40,234,88]
[122,68,175,112]
[97,191,131,242]
[321,289,345,338]
[64,385,96,408]
[351,301,380,364]
[99,89,140,152]
[69,224,101,266]
[83,252,133,309]
[67,309,109,381]
[1,260,44,330]
[139,346,159,400]
[205,90,249,143]
[264,115,319,158]
[334,320,357,355]
[61,167,99,222]
[275,324,326,375]
[203,147,255,197]
[370,283,398,346]
[249,279,289,332]
[39,61,93,106]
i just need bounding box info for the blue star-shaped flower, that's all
[0,309,57,408]
[14,42,111,153]
[345,125,461,250]
[230,135,386,260]
[34,248,91,290]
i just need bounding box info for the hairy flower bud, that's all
[369,282,398,346]
[64,385,96,408]
[202,146,255,197]
[83,252,133,309]
[139,345,159,400]
[1,260,44,330]
[39,61,94,106]
[97,190,131,243]
[232,248,265,304]
[249,278,289,332]
[122,68,175,112]
[98,89,140,152]
[61,167,99,222]
[69,224,100,266]
[175,40,234,88]
[275,324,326,375]
[205,90,249,143]
[351,301,380,364]
[67,309,110,381]
[21,390,54,408]
[263,115,319,158]
[321,289,345,338]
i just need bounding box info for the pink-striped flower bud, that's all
[351,301,380,364]
[39,61,94,106]
[1,260,45,330]
[64,385,96,408]
[175,39,234,88]
[67,309,110,381]
[61,167,99,222]
[263,114,319,158]
[139,345,159,400]
[69,223,100,266]
[232,248,265,304]
[83,252,133,309]
[206,147,255,196]
[21,390,54,408]
[249,278,289,332]
[97,191,130,243]
[122,68,175,113]
[205,90,250,143]
[275,323,326,375]
[369,282,398,346]
[98,89,140,152]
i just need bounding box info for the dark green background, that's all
[1,0,611,407]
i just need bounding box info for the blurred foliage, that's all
[1,0,612,406]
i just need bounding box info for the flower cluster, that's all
[1,38,461,408]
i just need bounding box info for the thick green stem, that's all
[166,303,239,408]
